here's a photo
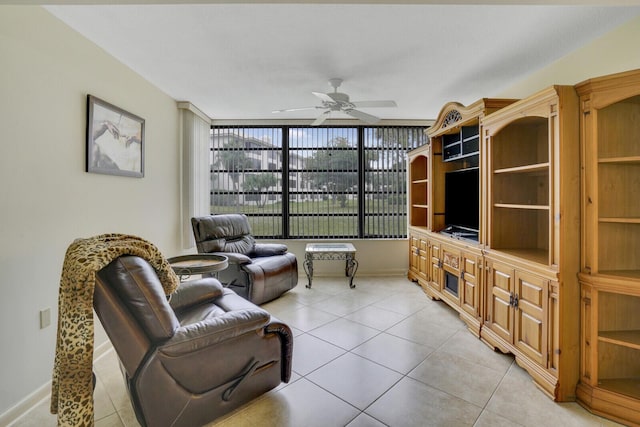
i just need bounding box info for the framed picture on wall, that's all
[86,95,145,177]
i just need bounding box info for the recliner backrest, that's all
[97,256,180,342]
[191,214,256,255]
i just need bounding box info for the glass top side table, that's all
[304,243,358,289]
[167,254,228,281]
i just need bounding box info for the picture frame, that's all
[86,95,145,177]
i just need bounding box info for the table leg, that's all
[304,256,314,289]
[346,255,358,289]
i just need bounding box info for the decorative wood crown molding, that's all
[442,110,462,128]
[428,99,517,138]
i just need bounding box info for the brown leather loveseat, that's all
[191,214,298,304]
[93,255,293,427]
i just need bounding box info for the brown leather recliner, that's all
[191,214,298,305]
[93,255,293,427]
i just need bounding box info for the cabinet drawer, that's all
[443,247,461,271]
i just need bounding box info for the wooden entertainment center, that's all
[408,68,640,425]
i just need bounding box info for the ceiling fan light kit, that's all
[273,78,397,126]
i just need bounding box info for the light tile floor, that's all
[14,276,622,427]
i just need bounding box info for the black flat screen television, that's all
[444,168,479,237]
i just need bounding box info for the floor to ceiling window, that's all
[210,125,426,239]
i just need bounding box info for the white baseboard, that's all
[1,382,51,427]
[298,270,408,278]
[1,340,113,426]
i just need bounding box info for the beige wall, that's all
[275,240,408,278]
[0,6,182,417]
[498,15,640,97]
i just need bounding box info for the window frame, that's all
[210,125,426,239]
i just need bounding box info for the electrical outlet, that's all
[40,308,51,329]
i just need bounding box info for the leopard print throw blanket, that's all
[50,234,179,427]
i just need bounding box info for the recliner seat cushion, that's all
[169,279,224,313]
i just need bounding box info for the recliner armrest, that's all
[159,308,271,356]
[251,243,288,257]
[216,252,252,265]
[169,278,224,312]
[265,317,294,383]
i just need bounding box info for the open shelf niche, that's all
[486,114,552,264]
[409,152,429,228]
[575,69,640,426]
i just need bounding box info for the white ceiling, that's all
[42,2,640,123]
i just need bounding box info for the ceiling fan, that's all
[272,78,397,126]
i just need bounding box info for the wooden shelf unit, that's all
[409,88,581,402]
[479,86,581,401]
[575,69,640,426]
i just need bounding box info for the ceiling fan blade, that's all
[351,100,397,108]
[312,91,335,103]
[345,109,380,124]
[272,106,318,113]
[310,111,330,126]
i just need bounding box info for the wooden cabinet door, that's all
[418,238,429,282]
[460,252,481,319]
[409,235,420,276]
[429,239,443,293]
[486,260,515,343]
[514,270,548,367]
[409,235,429,284]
